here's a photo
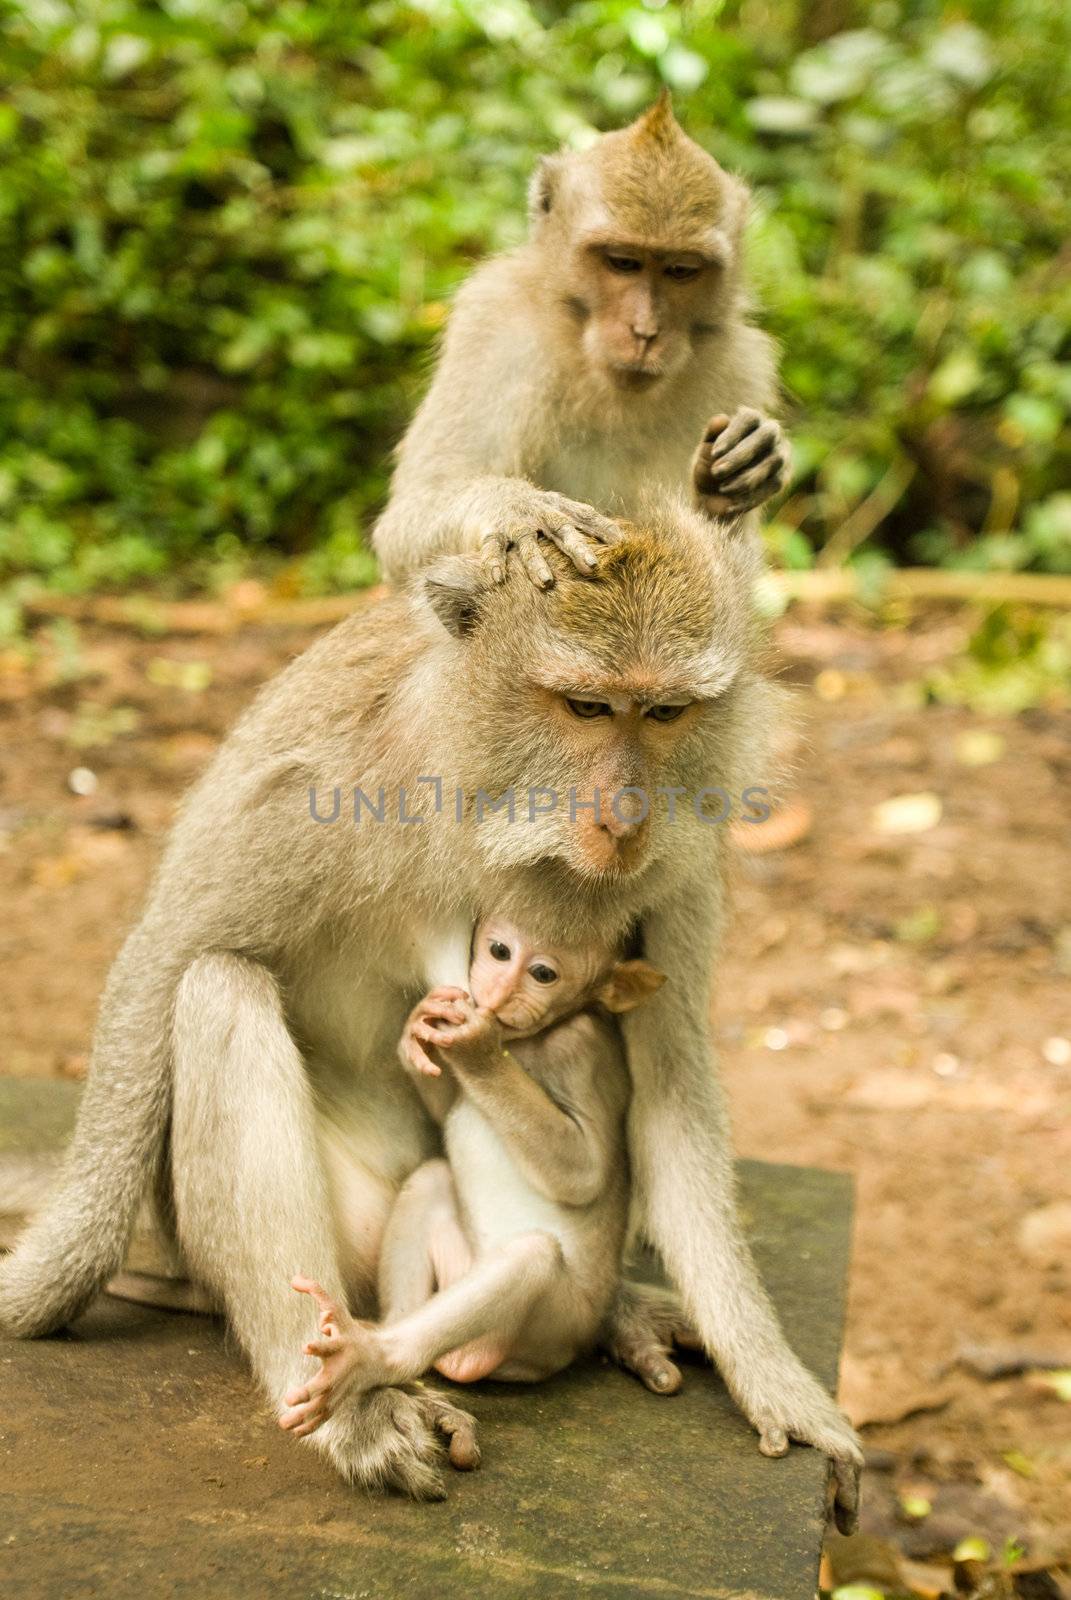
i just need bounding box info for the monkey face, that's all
[424,509,759,887]
[573,239,726,391]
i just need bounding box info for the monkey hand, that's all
[480,488,621,588]
[692,408,790,517]
[412,992,503,1072]
[400,987,472,1077]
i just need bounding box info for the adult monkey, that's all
[0,505,860,1526]
[373,93,790,587]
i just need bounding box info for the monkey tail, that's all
[0,927,177,1337]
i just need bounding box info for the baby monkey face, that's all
[469,916,664,1035]
[469,917,610,1036]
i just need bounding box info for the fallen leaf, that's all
[955,729,1006,766]
[872,792,943,835]
[1027,1369,1071,1402]
[1017,1202,1071,1268]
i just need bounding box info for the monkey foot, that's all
[313,1384,479,1500]
[600,1280,702,1396]
[748,1384,863,1536]
[280,1276,390,1436]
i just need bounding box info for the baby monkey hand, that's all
[399,986,472,1077]
[405,989,503,1076]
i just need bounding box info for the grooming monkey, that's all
[373,94,791,589]
[279,915,669,1442]
[0,504,861,1522]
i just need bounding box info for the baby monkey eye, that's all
[566,698,613,720]
[664,263,701,283]
[605,254,643,275]
[489,940,511,961]
[646,703,688,723]
[529,964,558,985]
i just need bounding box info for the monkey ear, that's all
[598,960,666,1014]
[528,155,562,221]
[423,556,490,639]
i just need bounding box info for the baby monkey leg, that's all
[283,1231,567,1440]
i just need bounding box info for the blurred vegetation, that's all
[1,0,1069,601]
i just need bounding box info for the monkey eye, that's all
[605,254,643,275]
[566,698,613,720]
[529,964,558,985]
[646,703,688,723]
[489,940,511,961]
[664,263,701,283]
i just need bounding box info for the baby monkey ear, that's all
[598,960,666,1014]
[423,555,491,639]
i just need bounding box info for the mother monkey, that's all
[0,106,861,1526]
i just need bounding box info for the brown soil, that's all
[1,601,1068,1582]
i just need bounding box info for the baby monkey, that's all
[280,916,674,1452]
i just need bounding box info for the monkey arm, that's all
[620,882,862,1532]
[372,273,618,587]
[449,1031,616,1210]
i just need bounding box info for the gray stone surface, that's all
[1,1079,852,1600]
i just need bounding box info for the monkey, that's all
[372,94,792,591]
[277,914,669,1443]
[0,501,861,1525]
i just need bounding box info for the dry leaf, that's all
[872,791,943,835]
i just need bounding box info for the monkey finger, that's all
[404,1037,443,1076]
[426,986,469,1003]
[702,422,781,482]
[415,1001,467,1027]
[704,406,762,462]
[758,1427,790,1458]
[567,503,622,546]
[412,1020,463,1047]
[548,522,600,576]
[477,533,507,585]
[710,456,785,503]
[517,533,555,589]
[701,413,731,445]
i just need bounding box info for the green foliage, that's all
[0,0,1068,594]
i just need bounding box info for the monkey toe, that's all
[832,1458,861,1535]
[437,1409,481,1472]
[641,1354,683,1395]
[759,1427,790,1458]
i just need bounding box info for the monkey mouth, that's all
[609,364,663,391]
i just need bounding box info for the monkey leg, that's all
[170,953,475,1499]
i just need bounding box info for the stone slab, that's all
[0,1079,853,1600]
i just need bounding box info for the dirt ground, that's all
[1,597,1068,1590]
